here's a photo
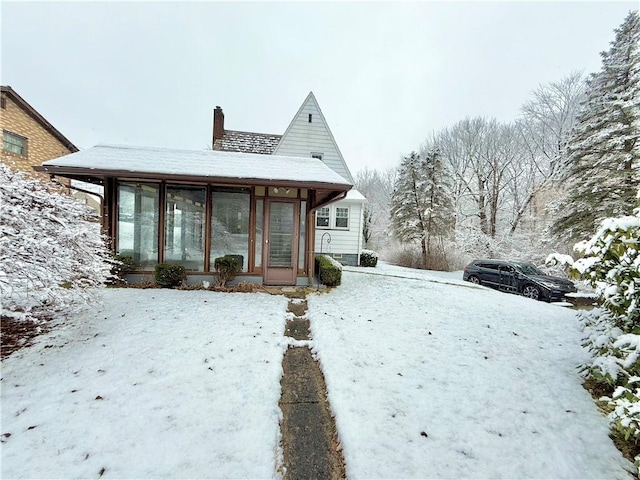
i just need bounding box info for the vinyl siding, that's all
[314,200,363,255]
[274,94,354,183]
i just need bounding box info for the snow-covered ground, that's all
[310,264,631,478]
[1,263,632,478]
[1,290,288,479]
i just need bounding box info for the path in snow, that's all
[278,293,345,479]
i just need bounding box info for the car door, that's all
[499,264,517,292]
[479,262,501,288]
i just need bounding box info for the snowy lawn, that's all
[1,289,288,479]
[309,263,632,479]
[1,264,632,479]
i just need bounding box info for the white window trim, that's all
[316,206,330,229]
[315,206,350,231]
[334,206,349,230]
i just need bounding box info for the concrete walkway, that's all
[279,292,346,480]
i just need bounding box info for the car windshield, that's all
[515,263,544,275]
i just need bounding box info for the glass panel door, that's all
[264,200,298,286]
[268,202,294,267]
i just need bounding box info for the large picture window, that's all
[117,182,160,270]
[211,188,251,272]
[164,185,206,271]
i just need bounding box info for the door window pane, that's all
[255,199,263,269]
[269,202,294,267]
[211,188,250,272]
[299,201,306,270]
[117,182,159,270]
[164,186,206,271]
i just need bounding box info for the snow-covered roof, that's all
[213,130,282,155]
[344,189,366,202]
[39,144,353,188]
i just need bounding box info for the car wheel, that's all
[522,285,541,301]
[468,275,481,285]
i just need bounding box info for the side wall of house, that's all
[0,94,74,182]
[273,95,354,183]
[314,199,364,266]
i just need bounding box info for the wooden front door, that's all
[263,200,299,286]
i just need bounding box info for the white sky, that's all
[1,1,636,175]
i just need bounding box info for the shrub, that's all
[316,255,342,287]
[360,249,379,267]
[214,255,241,287]
[110,255,134,285]
[154,263,187,288]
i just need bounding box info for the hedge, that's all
[316,254,342,287]
[154,263,187,288]
[360,249,379,267]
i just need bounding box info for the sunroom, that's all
[35,144,352,286]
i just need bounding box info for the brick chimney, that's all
[212,106,225,147]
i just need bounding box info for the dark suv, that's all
[463,259,577,302]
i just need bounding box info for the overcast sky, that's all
[1,1,636,176]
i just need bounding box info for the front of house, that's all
[35,144,352,286]
[212,92,366,266]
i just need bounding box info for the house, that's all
[1,85,101,212]
[35,145,352,286]
[213,92,366,266]
[1,85,78,183]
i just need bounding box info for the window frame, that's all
[3,130,27,156]
[334,206,349,229]
[316,206,330,228]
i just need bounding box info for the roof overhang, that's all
[34,144,353,209]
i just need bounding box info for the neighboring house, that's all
[1,85,100,212]
[35,145,352,286]
[1,85,78,182]
[213,92,365,266]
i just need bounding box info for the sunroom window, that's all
[117,182,160,270]
[211,188,251,272]
[164,185,206,271]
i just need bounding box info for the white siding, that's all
[314,199,363,255]
[274,93,354,183]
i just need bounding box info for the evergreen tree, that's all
[390,149,454,268]
[553,10,640,242]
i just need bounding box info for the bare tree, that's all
[511,72,585,234]
[355,166,396,249]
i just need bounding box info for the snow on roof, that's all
[344,189,366,201]
[213,130,282,155]
[42,144,352,186]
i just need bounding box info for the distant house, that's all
[35,145,352,286]
[1,85,78,182]
[213,92,365,266]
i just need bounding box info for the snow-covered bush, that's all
[315,254,342,287]
[154,263,187,288]
[359,249,378,267]
[573,213,640,329]
[0,164,112,322]
[573,194,640,468]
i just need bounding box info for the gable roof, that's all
[35,144,352,189]
[273,92,354,183]
[1,85,79,153]
[213,129,281,154]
